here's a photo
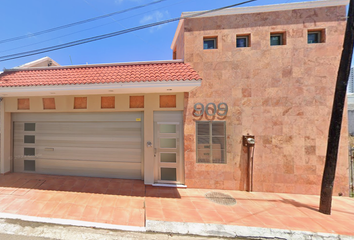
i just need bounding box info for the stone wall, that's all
[180,5,349,195]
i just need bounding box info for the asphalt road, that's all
[0,233,55,240]
[0,219,261,240]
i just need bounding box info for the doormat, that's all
[205,191,236,206]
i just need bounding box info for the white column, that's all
[0,99,11,174]
[143,95,155,185]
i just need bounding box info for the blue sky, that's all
[0,0,334,69]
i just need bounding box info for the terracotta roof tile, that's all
[0,62,201,87]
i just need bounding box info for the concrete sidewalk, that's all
[0,173,353,239]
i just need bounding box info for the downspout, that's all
[243,135,255,192]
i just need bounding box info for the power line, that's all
[0,0,188,54]
[0,0,189,54]
[0,0,256,62]
[0,0,167,45]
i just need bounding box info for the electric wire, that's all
[0,0,256,62]
[0,0,189,54]
[0,0,167,45]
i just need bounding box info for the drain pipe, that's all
[243,135,255,192]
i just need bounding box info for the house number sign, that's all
[193,102,228,117]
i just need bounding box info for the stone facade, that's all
[177,4,349,195]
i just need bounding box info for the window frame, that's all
[270,32,286,46]
[236,34,250,48]
[203,37,217,50]
[196,121,226,164]
[307,29,325,44]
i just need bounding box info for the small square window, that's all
[24,135,35,144]
[308,30,325,44]
[203,37,217,49]
[236,35,250,48]
[270,33,285,46]
[24,160,35,172]
[24,148,35,156]
[24,123,36,131]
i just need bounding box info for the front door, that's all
[154,112,183,184]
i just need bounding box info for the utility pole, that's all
[320,0,354,214]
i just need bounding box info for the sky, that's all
[0,0,338,69]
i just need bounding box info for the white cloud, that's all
[140,10,170,32]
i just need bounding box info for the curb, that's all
[146,220,354,240]
[0,213,146,232]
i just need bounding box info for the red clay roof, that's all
[0,62,201,87]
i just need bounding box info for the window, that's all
[203,37,217,49]
[236,34,250,48]
[270,33,285,46]
[308,29,325,44]
[196,121,226,164]
[24,123,35,131]
[24,135,35,144]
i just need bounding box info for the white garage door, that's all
[13,112,143,179]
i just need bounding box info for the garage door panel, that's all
[13,112,143,179]
[36,122,142,133]
[12,112,142,122]
[15,135,142,149]
[37,147,141,162]
[14,159,141,179]
[15,136,142,149]
[14,148,141,163]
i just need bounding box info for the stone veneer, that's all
[178,5,349,195]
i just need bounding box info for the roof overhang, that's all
[0,80,201,97]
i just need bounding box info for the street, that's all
[0,219,265,240]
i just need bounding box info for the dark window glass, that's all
[24,160,35,171]
[24,135,35,144]
[24,148,35,156]
[270,35,282,46]
[237,37,249,48]
[161,168,177,181]
[24,123,35,131]
[308,32,320,44]
[203,39,216,49]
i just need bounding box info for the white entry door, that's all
[154,112,184,184]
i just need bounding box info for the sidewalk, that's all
[0,173,353,239]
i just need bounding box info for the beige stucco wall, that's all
[1,93,185,184]
[180,5,349,195]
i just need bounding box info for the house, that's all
[0,0,350,195]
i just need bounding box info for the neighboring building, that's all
[347,94,354,135]
[15,56,61,69]
[0,0,350,196]
[348,67,354,93]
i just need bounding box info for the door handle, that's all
[154,148,157,157]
